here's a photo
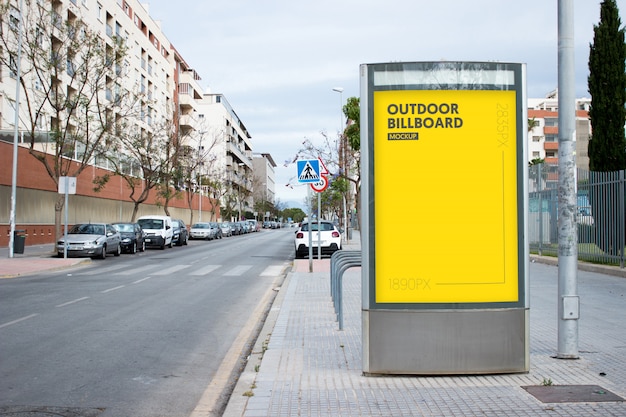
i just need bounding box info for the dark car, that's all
[230,222,243,235]
[113,222,146,254]
[171,219,188,246]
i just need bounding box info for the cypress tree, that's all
[587,0,626,256]
[588,0,626,171]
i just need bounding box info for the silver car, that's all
[57,223,121,259]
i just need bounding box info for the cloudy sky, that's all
[143,0,624,207]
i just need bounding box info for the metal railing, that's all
[529,163,626,268]
[330,250,361,330]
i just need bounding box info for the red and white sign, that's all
[310,158,329,192]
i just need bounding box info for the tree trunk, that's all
[131,203,140,222]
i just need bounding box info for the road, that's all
[0,227,295,417]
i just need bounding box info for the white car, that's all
[294,221,342,259]
[189,222,212,240]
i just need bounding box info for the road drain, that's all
[523,385,624,403]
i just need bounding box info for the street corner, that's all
[0,257,91,279]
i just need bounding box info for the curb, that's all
[530,254,626,279]
[221,264,293,417]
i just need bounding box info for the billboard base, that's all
[362,308,529,375]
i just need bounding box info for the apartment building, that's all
[196,92,255,219]
[0,0,178,164]
[528,90,592,171]
[252,153,277,205]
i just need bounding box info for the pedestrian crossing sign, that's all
[297,159,320,183]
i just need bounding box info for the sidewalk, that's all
[225,231,626,417]
[0,243,89,278]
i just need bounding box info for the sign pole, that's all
[308,186,313,272]
[64,176,69,259]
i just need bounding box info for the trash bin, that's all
[13,230,26,254]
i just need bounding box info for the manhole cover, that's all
[523,385,624,403]
[0,406,104,417]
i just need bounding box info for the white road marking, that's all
[223,265,252,276]
[56,297,90,307]
[260,265,285,277]
[101,285,126,293]
[116,265,159,276]
[190,265,221,276]
[0,314,39,329]
[152,264,191,276]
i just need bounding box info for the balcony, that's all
[544,141,559,151]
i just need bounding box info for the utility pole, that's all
[557,0,579,359]
[8,0,24,258]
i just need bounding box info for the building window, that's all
[545,134,558,142]
[9,54,18,78]
[532,136,541,142]
[532,151,540,158]
[544,118,558,127]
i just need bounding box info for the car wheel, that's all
[114,245,121,256]
[99,244,107,259]
[57,252,63,258]
[168,239,173,248]
[131,242,137,254]
[160,241,166,250]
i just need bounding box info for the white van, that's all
[137,215,173,249]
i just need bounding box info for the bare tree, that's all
[98,119,173,222]
[0,0,137,240]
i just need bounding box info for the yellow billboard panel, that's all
[374,89,519,303]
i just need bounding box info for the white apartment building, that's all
[0,0,179,159]
[196,92,254,219]
[528,90,592,172]
[252,152,277,205]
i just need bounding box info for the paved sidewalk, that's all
[0,243,89,278]
[225,232,626,417]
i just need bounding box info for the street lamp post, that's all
[332,87,349,243]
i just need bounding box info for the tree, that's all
[0,0,135,240]
[587,0,626,255]
[101,122,172,222]
[291,97,361,229]
[588,0,626,171]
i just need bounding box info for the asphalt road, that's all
[0,227,295,417]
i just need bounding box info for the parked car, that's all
[220,222,233,237]
[137,215,173,249]
[209,222,223,240]
[112,222,145,254]
[171,219,188,246]
[57,223,121,259]
[263,221,271,229]
[238,221,250,234]
[190,222,211,240]
[294,220,342,259]
[230,222,243,235]
[246,219,260,232]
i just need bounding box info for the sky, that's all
[142,0,625,208]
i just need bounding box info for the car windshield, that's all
[115,224,133,232]
[138,219,163,229]
[192,223,209,229]
[300,223,334,232]
[70,224,105,235]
